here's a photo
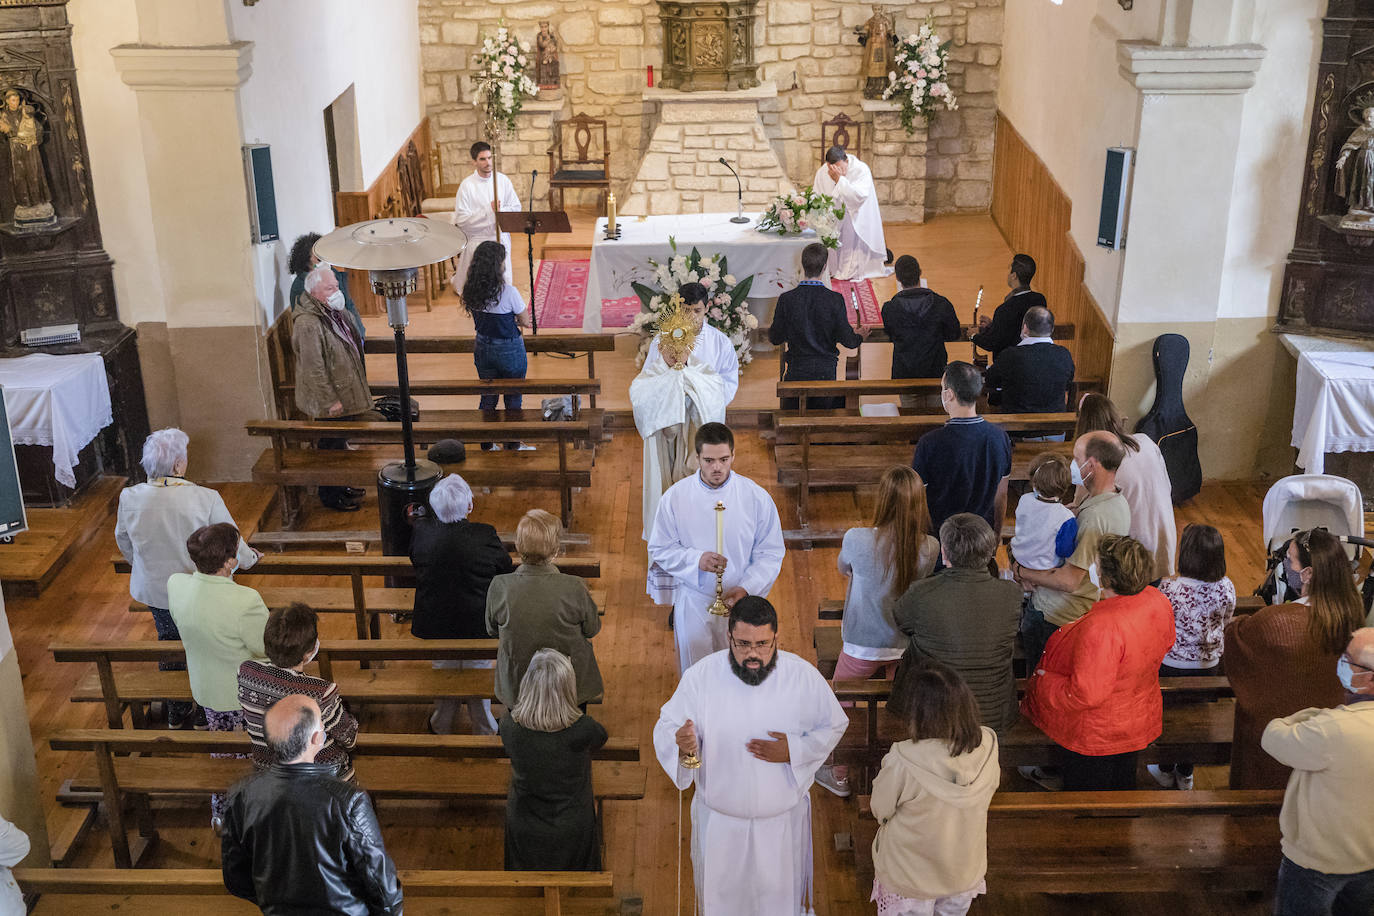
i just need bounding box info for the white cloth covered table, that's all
[0,352,112,488]
[582,212,817,332]
[1292,348,1374,475]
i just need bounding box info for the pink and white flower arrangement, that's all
[474,24,538,137]
[756,187,845,248]
[629,238,758,366]
[882,18,957,134]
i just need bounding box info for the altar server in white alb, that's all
[452,140,520,288]
[654,597,849,916]
[811,146,889,281]
[640,282,739,404]
[648,423,784,673]
[630,302,729,537]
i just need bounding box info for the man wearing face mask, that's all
[1261,628,1374,915]
[292,264,381,511]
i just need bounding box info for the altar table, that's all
[1290,342,1374,475]
[0,352,112,488]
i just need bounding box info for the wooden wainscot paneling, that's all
[991,113,1114,387]
[334,118,435,316]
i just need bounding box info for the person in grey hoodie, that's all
[870,660,1000,914]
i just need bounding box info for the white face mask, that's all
[1088,564,1100,588]
[326,290,346,311]
[1071,459,1092,488]
[1337,657,1357,692]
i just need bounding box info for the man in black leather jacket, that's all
[222,695,403,914]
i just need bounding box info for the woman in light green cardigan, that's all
[168,521,269,830]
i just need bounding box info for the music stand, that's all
[497,210,572,335]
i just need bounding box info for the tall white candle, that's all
[714,501,724,554]
[607,193,617,237]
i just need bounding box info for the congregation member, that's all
[115,428,259,730]
[653,597,849,916]
[462,240,532,451]
[984,306,1076,419]
[1013,431,1132,669]
[292,263,378,511]
[0,814,28,916]
[1225,527,1364,789]
[647,423,784,673]
[452,140,520,285]
[221,695,403,915]
[239,604,359,782]
[410,474,513,734]
[811,145,888,280]
[1006,453,1076,577]
[487,509,603,708]
[168,522,270,828]
[815,466,938,797]
[870,661,999,916]
[286,232,364,341]
[630,300,728,536]
[769,241,864,410]
[891,513,1023,735]
[641,282,740,404]
[1075,392,1178,580]
[971,253,1047,359]
[1149,523,1236,790]
[499,648,608,871]
[881,254,960,407]
[911,361,1012,536]
[1020,535,1176,791]
[1262,628,1374,915]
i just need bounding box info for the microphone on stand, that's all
[528,169,538,205]
[717,157,750,224]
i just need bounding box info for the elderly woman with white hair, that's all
[410,474,514,733]
[114,428,260,729]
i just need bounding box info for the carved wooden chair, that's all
[547,113,611,211]
[820,112,863,161]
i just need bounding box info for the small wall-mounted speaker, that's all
[1097,147,1134,251]
[242,144,279,244]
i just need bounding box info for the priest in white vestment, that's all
[811,147,889,281]
[647,423,784,673]
[630,305,729,537]
[453,141,521,288]
[654,597,849,916]
[641,282,739,404]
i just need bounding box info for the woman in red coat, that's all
[1021,535,1177,790]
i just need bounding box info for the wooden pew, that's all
[246,415,597,529]
[49,729,646,869]
[17,867,626,915]
[774,377,1103,414]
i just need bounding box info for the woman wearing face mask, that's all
[1223,527,1365,789]
[291,263,380,511]
[238,603,359,782]
[167,522,271,830]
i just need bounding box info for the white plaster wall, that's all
[228,0,424,321]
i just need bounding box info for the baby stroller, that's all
[1256,474,1374,613]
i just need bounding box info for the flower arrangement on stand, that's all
[473,23,538,137]
[881,18,958,135]
[629,240,757,367]
[755,188,845,248]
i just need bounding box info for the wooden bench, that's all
[17,867,627,915]
[249,527,592,553]
[774,377,1103,414]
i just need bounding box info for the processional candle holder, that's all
[706,500,729,616]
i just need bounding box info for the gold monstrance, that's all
[655,301,698,369]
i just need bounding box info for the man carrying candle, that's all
[452,141,520,292]
[648,423,785,674]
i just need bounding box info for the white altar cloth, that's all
[0,353,112,488]
[1291,345,1374,475]
[582,213,817,332]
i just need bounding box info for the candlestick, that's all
[607,193,617,238]
[707,500,728,617]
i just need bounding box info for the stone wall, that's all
[420,0,1003,216]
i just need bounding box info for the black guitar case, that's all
[1135,333,1202,505]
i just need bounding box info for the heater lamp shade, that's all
[313,217,466,271]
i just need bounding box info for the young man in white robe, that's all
[640,283,740,404]
[452,141,521,288]
[647,422,784,673]
[811,146,890,281]
[654,597,849,916]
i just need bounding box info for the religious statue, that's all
[1335,106,1374,227]
[855,5,897,100]
[535,21,560,90]
[0,89,55,227]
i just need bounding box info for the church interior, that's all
[0,0,1371,912]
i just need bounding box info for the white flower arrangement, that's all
[631,239,757,367]
[882,18,957,135]
[473,23,538,137]
[755,187,845,249]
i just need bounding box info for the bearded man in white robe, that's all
[654,597,849,916]
[453,141,521,288]
[647,422,784,673]
[811,146,889,281]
